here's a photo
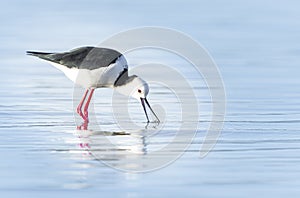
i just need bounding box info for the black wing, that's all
[27,46,122,70]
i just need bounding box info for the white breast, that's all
[47,55,128,89]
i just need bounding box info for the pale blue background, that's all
[1,0,300,197]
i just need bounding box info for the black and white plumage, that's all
[27,46,159,125]
[27,47,128,88]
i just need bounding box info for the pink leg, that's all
[83,89,95,122]
[77,89,89,119]
[77,120,89,130]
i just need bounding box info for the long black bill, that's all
[140,98,160,123]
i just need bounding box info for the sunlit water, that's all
[1,0,300,197]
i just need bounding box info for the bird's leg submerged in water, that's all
[76,88,94,123]
[76,120,88,130]
[77,89,89,119]
[83,89,94,121]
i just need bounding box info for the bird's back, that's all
[27,46,122,70]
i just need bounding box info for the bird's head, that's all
[114,75,148,99]
[114,75,159,122]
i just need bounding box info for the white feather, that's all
[46,55,128,89]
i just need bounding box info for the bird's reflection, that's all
[74,121,160,169]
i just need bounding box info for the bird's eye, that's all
[138,89,142,93]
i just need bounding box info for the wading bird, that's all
[27,47,159,124]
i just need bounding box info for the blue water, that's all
[1,0,300,197]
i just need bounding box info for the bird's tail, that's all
[26,51,52,57]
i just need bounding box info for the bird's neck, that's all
[113,74,139,98]
[114,69,129,87]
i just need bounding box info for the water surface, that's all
[1,0,300,197]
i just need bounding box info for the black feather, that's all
[26,47,123,70]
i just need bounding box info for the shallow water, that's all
[1,0,300,197]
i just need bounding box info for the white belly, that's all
[47,55,128,89]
